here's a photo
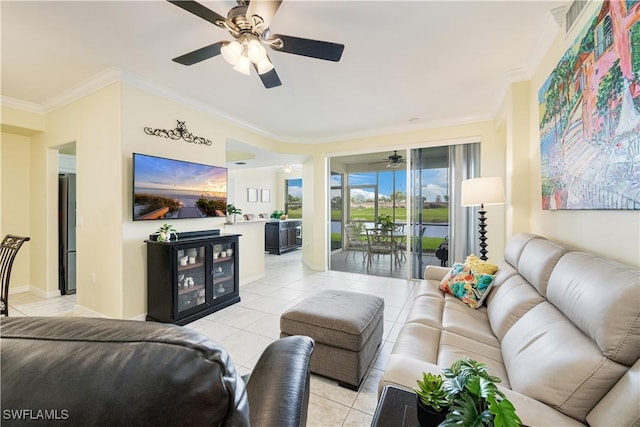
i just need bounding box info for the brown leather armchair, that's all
[1,317,314,427]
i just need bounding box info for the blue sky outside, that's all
[337,169,448,202]
[135,154,227,196]
[287,178,302,198]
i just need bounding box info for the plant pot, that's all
[416,396,447,427]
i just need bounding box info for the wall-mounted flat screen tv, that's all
[133,153,227,221]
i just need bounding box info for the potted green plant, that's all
[376,214,394,230]
[155,223,177,242]
[226,204,242,223]
[270,210,285,219]
[415,358,521,427]
[415,372,449,427]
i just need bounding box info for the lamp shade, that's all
[233,55,251,75]
[461,177,505,207]
[221,41,243,65]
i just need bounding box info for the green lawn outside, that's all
[286,208,302,218]
[344,207,448,223]
[330,233,444,252]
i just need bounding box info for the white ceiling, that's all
[1,0,568,167]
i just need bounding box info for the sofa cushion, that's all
[439,263,495,308]
[586,359,640,427]
[501,302,628,422]
[405,295,445,329]
[517,238,567,296]
[486,274,545,341]
[441,297,499,348]
[547,252,640,366]
[436,330,509,388]
[503,233,543,267]
[391,322,441,362]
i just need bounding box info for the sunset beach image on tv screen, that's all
[133,153,228,221]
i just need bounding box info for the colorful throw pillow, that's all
[465,254,499,275]
[439,262,495,309]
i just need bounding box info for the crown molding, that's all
[292,113,494,145]
[40,67,122,113]
[118,70,280,141]
[489,10,561,120]
[3,67,496,145]
[1,96,44,114]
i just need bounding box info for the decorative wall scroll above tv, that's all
[143,120,212,146]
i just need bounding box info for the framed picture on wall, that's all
[261,189,270,203]
[247,188,258,202]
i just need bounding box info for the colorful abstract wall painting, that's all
[539,0,640,210]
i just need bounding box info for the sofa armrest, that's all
[245,335,314,427]
[424,265,451,281]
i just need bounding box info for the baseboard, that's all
[8,285,30,295]
[301,257,324,271]
[127,313,147,321]
[73,304,108,318]
[239,273,265,286]
[9,285,61,299]
[31,286,62,299]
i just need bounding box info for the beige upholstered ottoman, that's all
[280,289,384,390]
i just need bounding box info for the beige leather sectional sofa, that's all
[381,233,639,426]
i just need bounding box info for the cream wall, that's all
[41,83,124,314]
[0,132,31,290]
[227,168,279,216]
[526,2,639,267]
[120,84,281,318]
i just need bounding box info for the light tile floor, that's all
[7,250,419,427]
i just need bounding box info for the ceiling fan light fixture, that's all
[256,57,274,74]
[247,38,267,63]
[386,162,402,169]
[233,54,251,75]
[221,40,243,65]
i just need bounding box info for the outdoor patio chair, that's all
[344,223,366,262]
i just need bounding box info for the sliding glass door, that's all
[409,143,480,279]
[410,147,450,279]
[330,172,343,251]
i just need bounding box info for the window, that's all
[285,178,302,218]
[631,22,640,75]
[595,15,613,58]
[330,172,343,251]
[346,170,406,226]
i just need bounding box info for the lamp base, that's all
[478,206,488,261]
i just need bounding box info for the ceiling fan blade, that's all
[254,64,282,89]
[247,0,282,28]
[167,0,227,28]
[368,160,390,165]
[172,41,224,65]
[269,34,344,62]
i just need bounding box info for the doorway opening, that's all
[58,143,76,295]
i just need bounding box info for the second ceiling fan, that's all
[168,0,345,88]
[369,151,406,168]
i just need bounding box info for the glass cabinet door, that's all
[211,241,236,300]
[175,244,207,314]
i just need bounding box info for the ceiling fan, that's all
[168,0,345,89]
[369,151,406,168]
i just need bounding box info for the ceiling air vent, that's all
[565,0,587,33]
